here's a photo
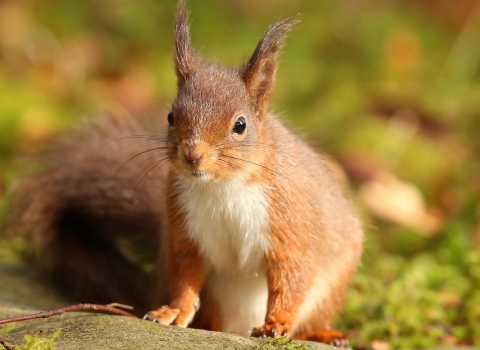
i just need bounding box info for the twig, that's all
[0,338,13,350]
[0,303,137,326]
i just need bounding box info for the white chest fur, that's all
[177,177,270,273]
[176,177,270,335]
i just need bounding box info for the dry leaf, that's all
[371,339,391,350]
[359,170,442,235]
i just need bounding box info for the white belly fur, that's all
[177,177,270,335]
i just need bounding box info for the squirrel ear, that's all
[240,18,299,119]
[174,0,199,86]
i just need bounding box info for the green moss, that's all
[257,337,310,350]
[341,238,480,349]
[0,324,15,336]
[15,330,61,350]
[1,325,60,350]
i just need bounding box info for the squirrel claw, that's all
[297,329,350,348]
[142,313,161,322]
[250,321,290,339]
[143,306,181,325]
[330,337,350,348]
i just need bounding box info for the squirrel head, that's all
[166,0,298,182]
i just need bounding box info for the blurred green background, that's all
[0,0,479,348]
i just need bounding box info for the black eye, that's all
[168,111,174,126]
[232,117,246,135]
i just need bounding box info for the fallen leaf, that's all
[359,170,443,235]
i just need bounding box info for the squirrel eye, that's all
[232,117,246,135]
[167,111,174,126]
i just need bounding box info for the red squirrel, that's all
[141,1,364,345]
[7,0,363,346]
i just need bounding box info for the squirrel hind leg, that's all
[49,207,155,315]
[293,329,349,348]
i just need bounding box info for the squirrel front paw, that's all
[295,329,350,348]
[309,329,350,348]
[250,318,291,338]
[143,305,193,327]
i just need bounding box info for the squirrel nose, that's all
[183,149,203,165]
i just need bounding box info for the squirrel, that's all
[6,0,363,346]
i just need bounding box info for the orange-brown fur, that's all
[6,0,363,346]
[144,1,363,346]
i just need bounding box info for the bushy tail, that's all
[5,114,168,315]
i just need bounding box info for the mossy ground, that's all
[257,337,310,350]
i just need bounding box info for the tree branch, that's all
[0,303,137,326]
[0,338,13,350]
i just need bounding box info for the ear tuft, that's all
[240,17,300,119]
[174,0,199,86]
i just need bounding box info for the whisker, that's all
[217,159,253,179]
[220,145,277,153]
[132,152,175,183]
[115,146,175,182]
[117,135,171,143]
[214,139,276,151]
[216,162,241,180]
[219,154,306,196]
[123,146,175,165]
[131,158,171,200]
